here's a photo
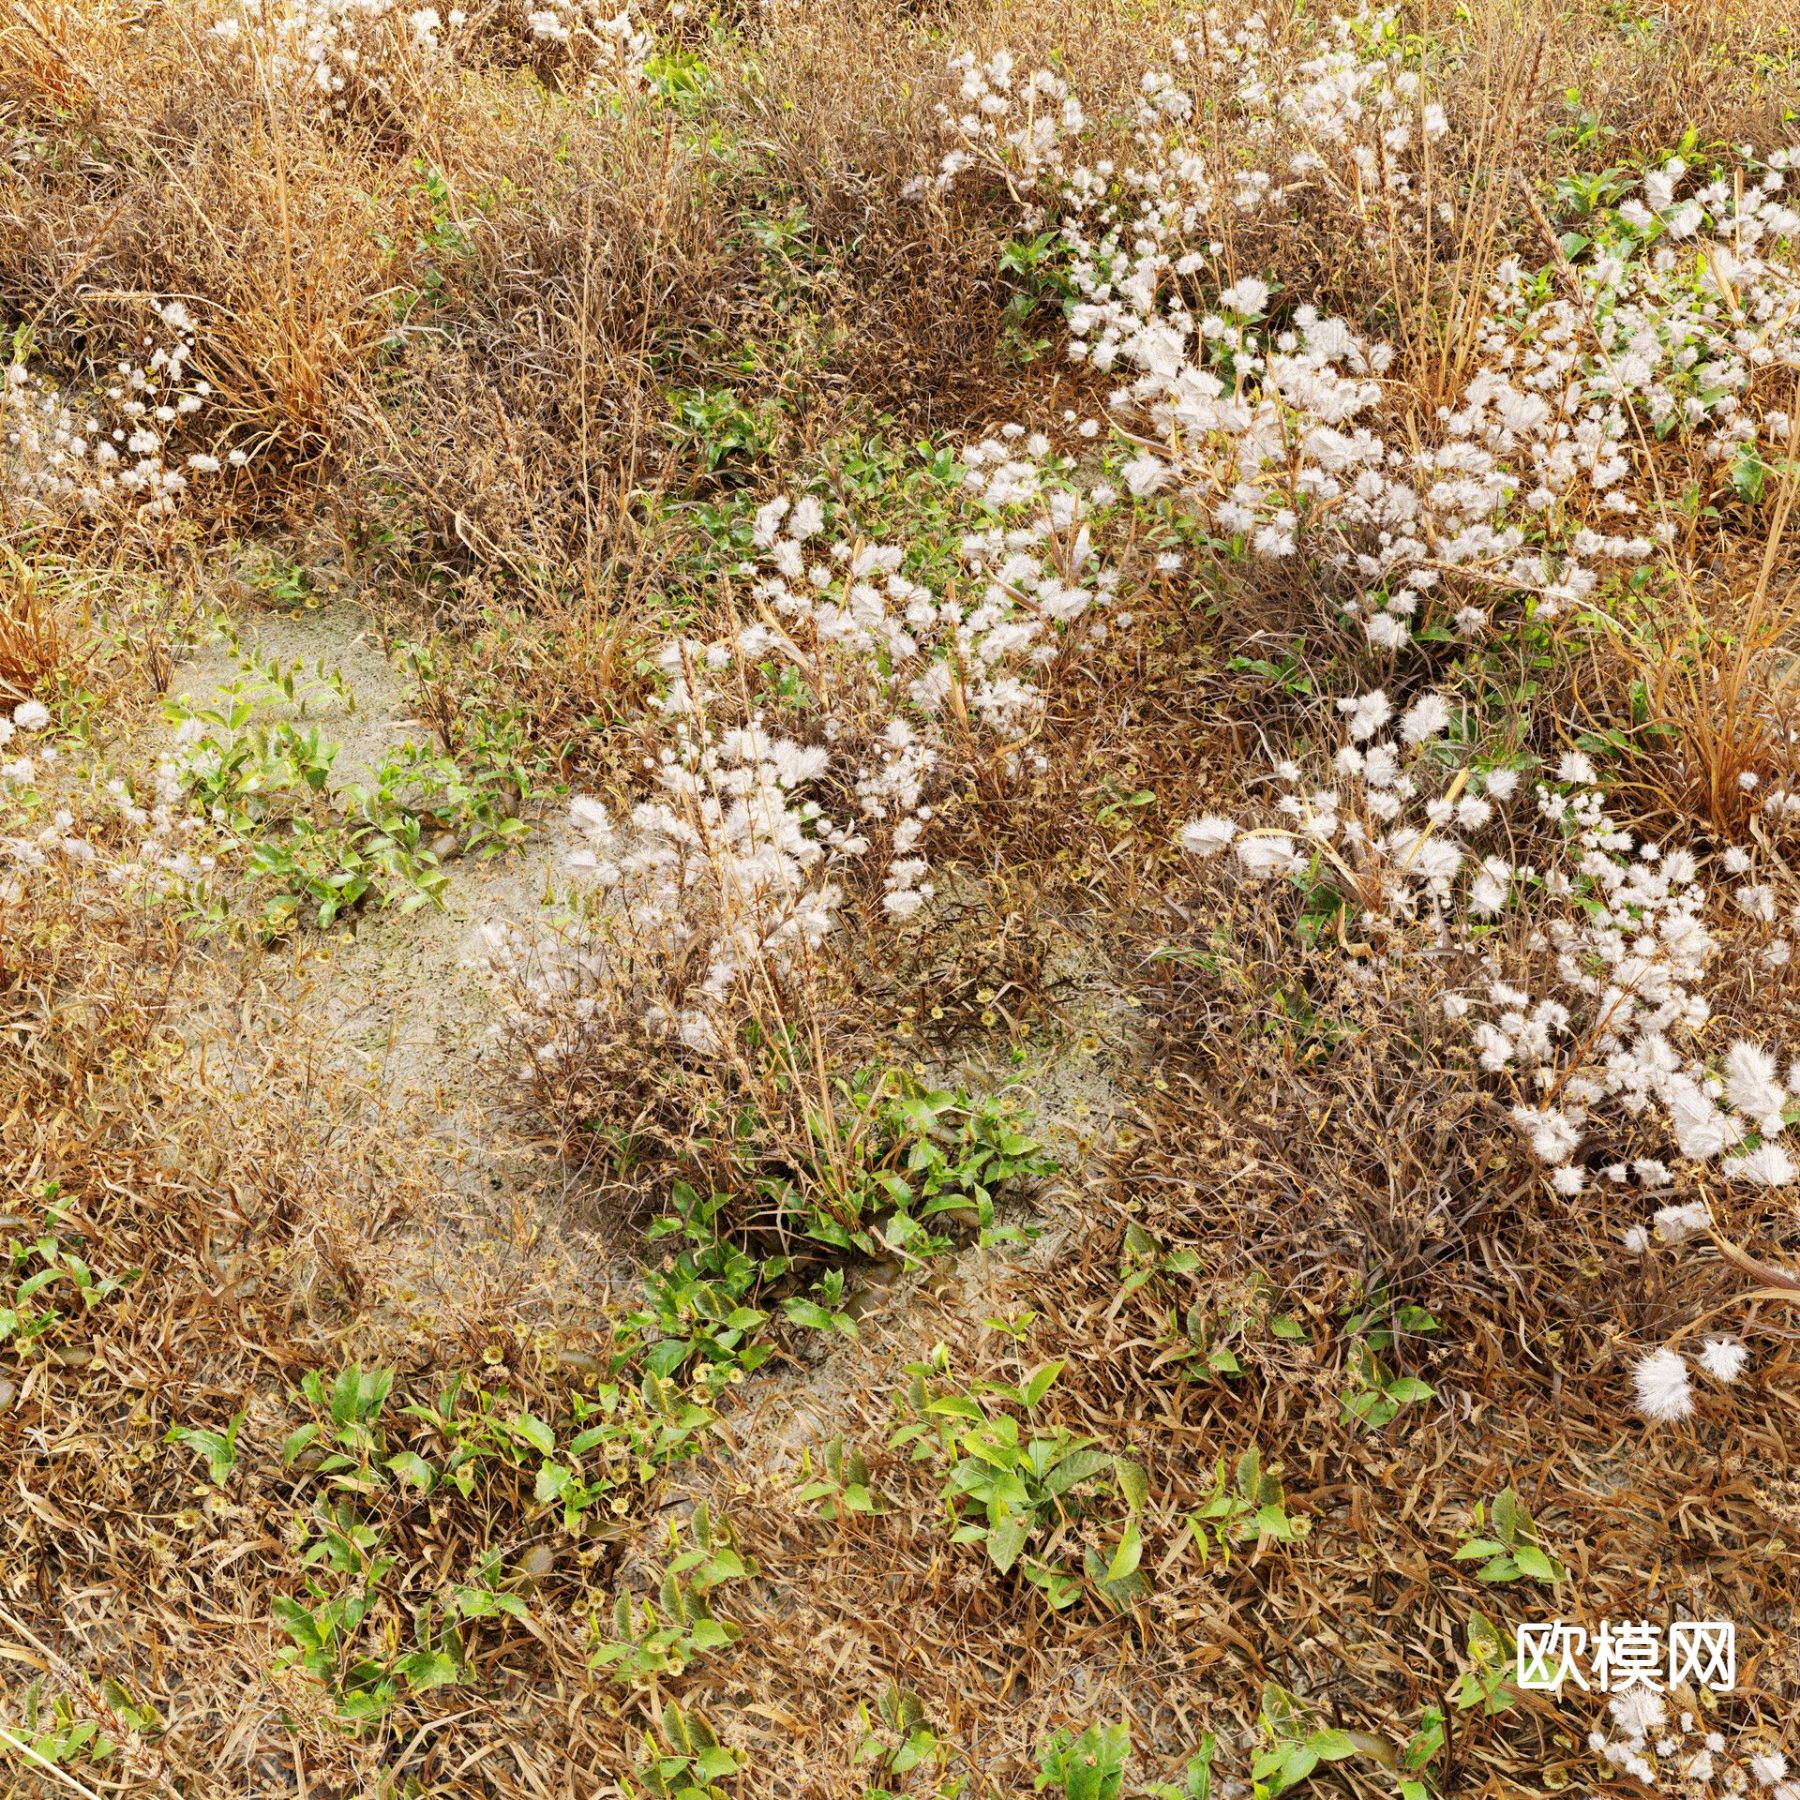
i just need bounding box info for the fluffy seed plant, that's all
[4,301,247,543]
[10,0,1800,1790]
[201,0,654,115]
[914,15,1800,1424]
[480,432,1146,1215]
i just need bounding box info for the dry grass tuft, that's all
[0,550,72,702]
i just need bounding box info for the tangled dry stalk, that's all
[4,0,1800,1795]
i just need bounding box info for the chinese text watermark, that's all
[1516,1620,1735,1695]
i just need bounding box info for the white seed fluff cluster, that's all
[205,0,649,104]
[485,434,1126,1063]
[1589,1688,1797,1798]
[4,301,242,524]
[913,8,1800,1429]
[924,17,1800,655]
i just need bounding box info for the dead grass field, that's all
[4,0,1800,1795]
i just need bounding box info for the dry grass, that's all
[6,0,1800,1794]
[1628,471,1800,838]
[0,550,70,703]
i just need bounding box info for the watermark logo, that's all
[1516,1620,1735,1695]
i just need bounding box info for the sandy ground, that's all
[165,600,422,787]
[141,584,1137,1372]
[150,594,624,1343]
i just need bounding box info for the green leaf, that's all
[693,1747,738,1781]
[510,1412,556,1457]
[271,1597,323,1651]
[1255,1503,1302,1542]
[1453,1539,1508,1561]
[386,1451,434,1490]
[986,1512,1031,1574]
[1269,1745,1319,1792]
[1114,1457,1149,1514]
[1383,1376,1436,1404]
[281,1423,320,1466]
[925,1395,984,1422]
[397,1650,461,1692]
[330,1365,362,1426]
[784,1297,854,1337]
[1347,1394,1397,1429]
[1022,1359,1064,1407]
[1234,1447,1262,1505]
[14,1267,64,1302]
[1491,1486,1519,1545]
[165,1415,243,1485]
[1105,1520,1143,1583]
[1466,1609,1506,1667]
[1040,1448,1112,1496]
[1513,1545,1562,1583]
